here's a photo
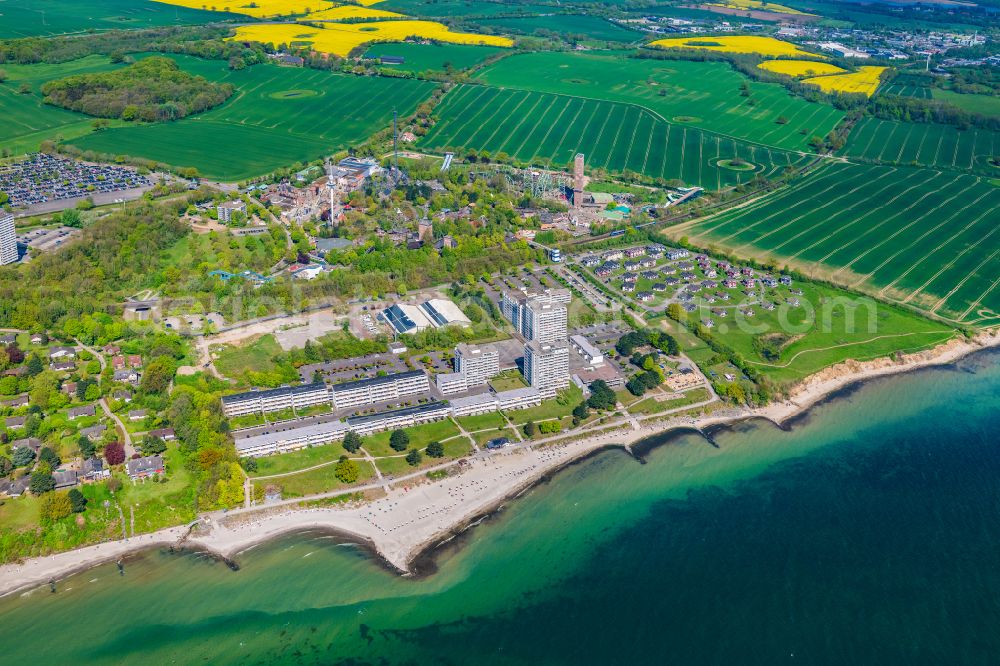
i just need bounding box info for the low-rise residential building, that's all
[570,334,604,366]
[221,382,331,418]
[67,404,96,420]
[149,427,176,441]
[1,395,29,408]
[114,369,140,384]
[80,458,110,481]
[80,424,106,441]
[48,346,75,360]
[436,371,469,396]
[448,392,498,417]
[128,409,148,421]
[5,416,26,429]
[11,437,41,453]
[52,469,78,489]
[494,386,542,411]
[127,456,164,479]
[330,370,429,410]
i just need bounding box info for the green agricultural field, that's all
[680,161,1000,326]
[932,89,1000,119]
[364,42,505,73]
[64,55,435,180]
[474,51,844,151]
[881,82,933,99]
[843,117,999,175]
[0,56,124,156]
[420,84,811,189]
[0,0,238,38]
[379,0,552,17]
[473,15,643,43]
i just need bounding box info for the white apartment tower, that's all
[523,298,567,343]
[501,288,571,339]
[0,212,17,266]
[523,340,569,397]
[455,343,500,387]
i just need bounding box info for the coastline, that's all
[0,329,996,599]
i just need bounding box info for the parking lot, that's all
[0,153,150,208]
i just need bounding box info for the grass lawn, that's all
[630,387,712,415]
[0,492,41,530]
[615,389,643,408]
[275,460,376,498]
[362,419,461,457]
[442,439,474,458]
[473,428,515,446]
[455,412,507,431]
[680,282,957,385]
[489,371,529,392]
[505,384,584,424]
[250,442,353,478]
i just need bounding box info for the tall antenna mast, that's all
[393,108,399,175]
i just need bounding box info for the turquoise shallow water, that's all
[1,351,999,664]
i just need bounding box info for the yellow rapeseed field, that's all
[708,0,813,16]
[302,4,404,20]
[758,59,846,77]
[650,35,824,59]
[230,21,513,57]
[152,0,334,18]
[801,66,888,96]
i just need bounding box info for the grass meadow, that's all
[680,161,1000,326]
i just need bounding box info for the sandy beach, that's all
[1,329,997,598]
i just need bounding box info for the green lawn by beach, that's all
[250,442,354,478]
[455,412,508,432]
[273,460,376,498]
[362,419,462,458]
[505,385,584,424]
